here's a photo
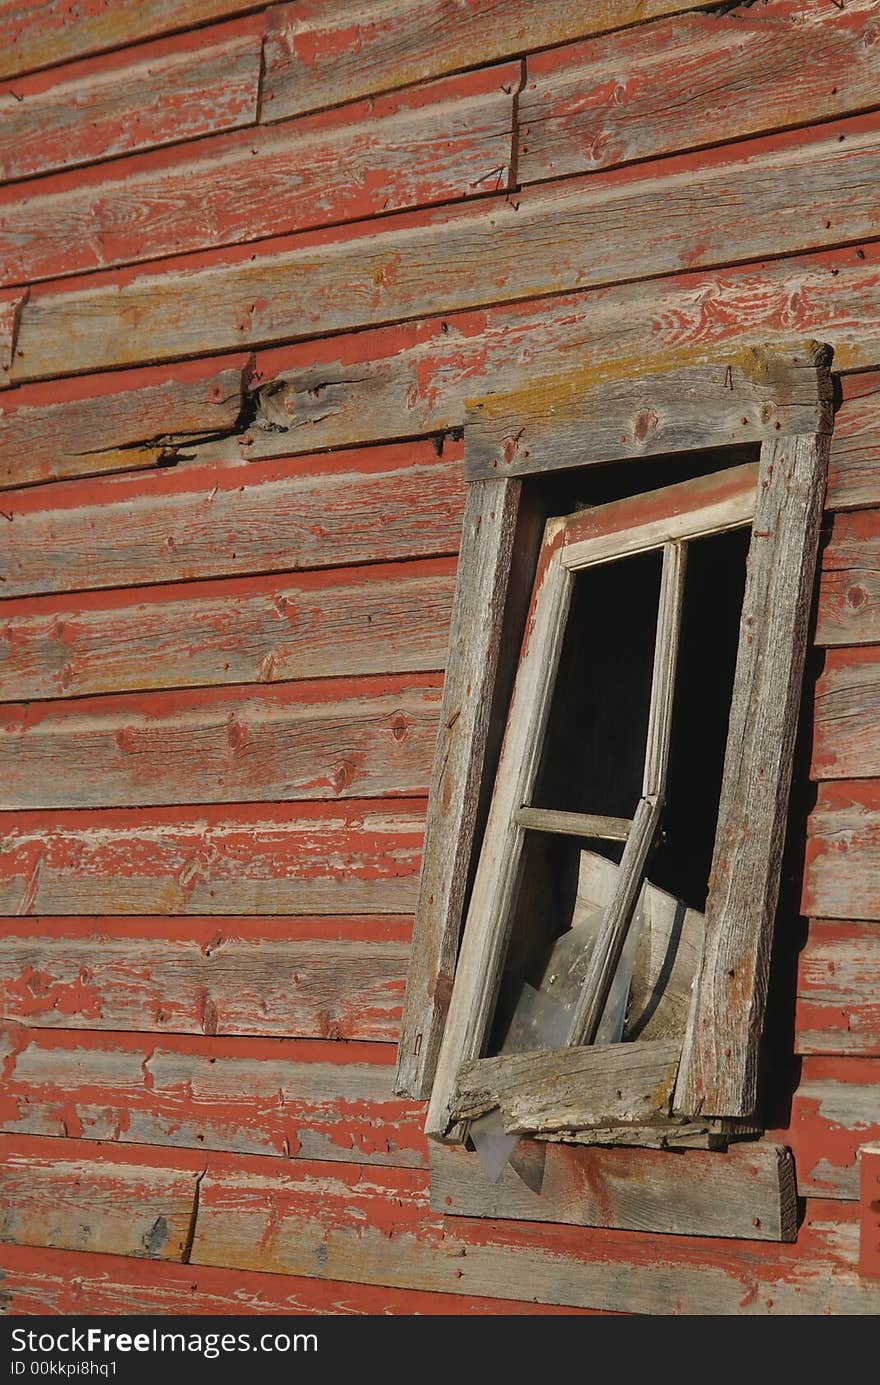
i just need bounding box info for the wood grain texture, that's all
[812,648,880,781]
[796,921,880,1058]
[804,781,880,923]
[0,66,516,287]
[0,292,24,387]
[677,431,830,1119]
[261,0,725,123]
[431,1140,796,1241]
[781,1058,880,1201]
[0,1241,593,1315]
[396,479,525,1099]
[0,916,411,1041]
[826,372,880,511]
[190,1166,880,1313]
[466,347,832,479]
[12,116,880,383]
[450,1040,681,1135]
[0,1,267,81]
[0,442,465,597]
[0,25,262,185]
[0,359,247,490]
[0,1027,426,1168]
[0,801,425,916]
[425,529,572,1139]
[816,510,880,648]
[0,1135,200,1260]
[0,676,440,810]
[188,247,880,468]
[519,0,880,185]
[0,559,455,702]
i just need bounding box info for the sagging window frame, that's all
[394,344,834,1241]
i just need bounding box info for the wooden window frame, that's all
[394,345,834,1239]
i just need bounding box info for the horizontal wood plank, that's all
[0,1135,200,1260]
[12,116,880,383]
[466,349,831,479]
[0,67,515,287]
[826,372,880,511]
[0,359,247,490]
[431,1140,796,1241]
[0,441,465,597]
[0,1240,591,1315]
[0,1,266,81]
[804,781,880,922]
[0,676,440,810]
[0,801,425,916]
[781,1058,880,1201]
[0,24,262,185]
[519,0,880,185]
[261,0,725,123]
[816,510,880,647]
[796,921,880,1057]
[188,246,880,468]
[812,648,880,781]
[190,1164,880,1312]
[450,1040,681,1134]
[0,559,455,702]
[0,916,411,1041]
[0,1027,426,1168]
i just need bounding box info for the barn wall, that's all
[1,0,879,1314]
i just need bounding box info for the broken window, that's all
[425,462,759,1159]
[396,348,833,1234]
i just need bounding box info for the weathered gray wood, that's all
[0,2,265,83]
[182,260,880,470]
[449,1039,681,1134]
[430,1139,797,1241]
[826,372,880,510]
[812,650,880,782]
[0,292,26,388]
[0,681,439,809]
[1,1027,425,1168]
[424,528,573,1137]
[514,807,631,841]
[0,564,454,702]
[12,123,880,381]
[466,347,833,479]
[568,796,663,1047]
[796,921,880,1058]
[0,68,515,287]
[395,480,529,1099]
[0,804,424,916]
[190,1162,880,1313]
[0,444,465,597]
[261,0,726,124]
[0,362,246,489]
[816,510,880,649]
[803,783,880,924]
[676,430,832,1118]
[0,928,411,1042]
[790,1068,880,1199]
[643,542,686,797]
[0,1141,201,1261]
[518,0,880,187]
[0,29,262,184]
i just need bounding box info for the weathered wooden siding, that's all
[1,0,879,1316]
